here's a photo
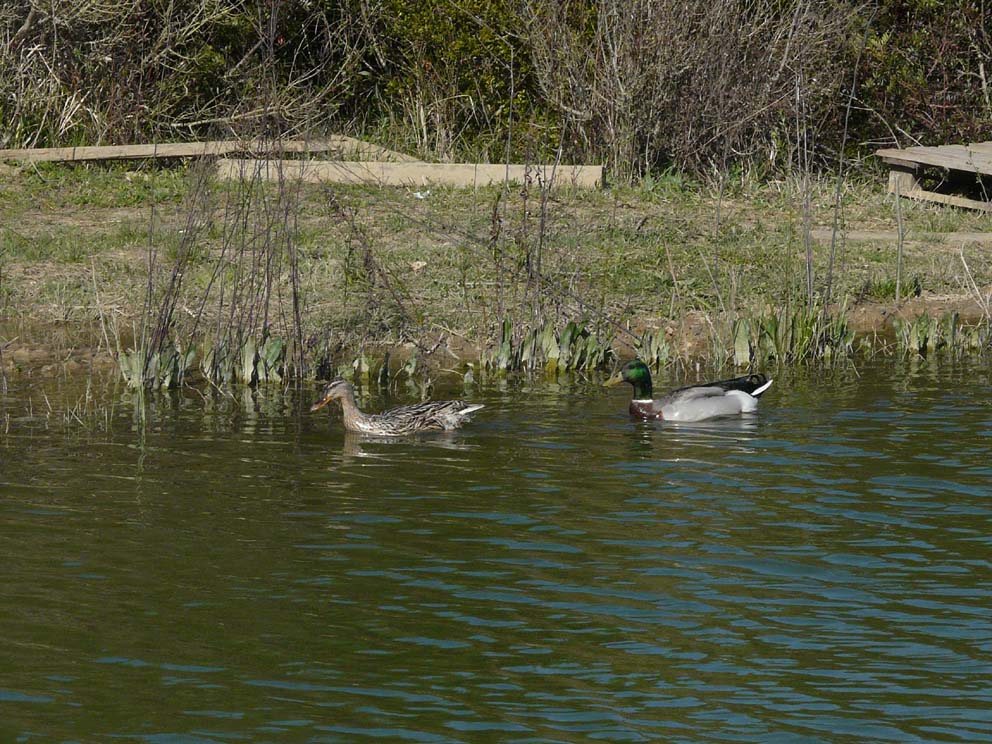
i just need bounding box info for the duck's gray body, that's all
[614,362,772,423]
[631,376,772,422]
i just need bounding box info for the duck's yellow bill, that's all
[310,396,332,412]
[603,373,623,387]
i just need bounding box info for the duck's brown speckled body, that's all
[310,379,484,435]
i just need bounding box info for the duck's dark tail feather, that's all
[713,373,772,397]
[678,373,773,397]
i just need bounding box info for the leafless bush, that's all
[0,0,365,147]
[188,156,309,382]
[522,0,857,179]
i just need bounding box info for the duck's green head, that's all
[605,359,654,399]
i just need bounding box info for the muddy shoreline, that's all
[3,289,988,385]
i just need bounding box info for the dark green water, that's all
[2,360,991,743]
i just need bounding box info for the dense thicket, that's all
[1,0,989,179]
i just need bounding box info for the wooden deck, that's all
[875,142,992,211]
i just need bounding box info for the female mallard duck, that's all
[607,359,772,422]
[310,378,484,435]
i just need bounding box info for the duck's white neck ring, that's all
[632,399,654,404]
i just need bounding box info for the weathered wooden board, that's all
[900,188,992,212]
[216,158,605,189]
[0,136,420,163]
[875,142,992,211]
[875,144,992,175]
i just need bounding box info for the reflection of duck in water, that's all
[310,379,484,436]
[607,360,772,423]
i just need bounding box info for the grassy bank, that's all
[1,159,990,387]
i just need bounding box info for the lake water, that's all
[2,359,991,743]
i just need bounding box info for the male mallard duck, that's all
[607,359,772,422]
[310,378,484,435]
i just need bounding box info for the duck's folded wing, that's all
[673,374,771,397]
[391,399,483,430]
[666,385,726,402]
[662,386,750,422]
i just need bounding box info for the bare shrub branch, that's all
[522,0,856,179]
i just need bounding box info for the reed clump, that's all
[629,305,855,378]
[734,305,856,365]
[117,339,196,390]
[894,313,991,357]
[636,330,674,370]
[482,319,614,375]
[200,333,287,386]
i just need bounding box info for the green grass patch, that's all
[0,220,173,264]
[13,162,188,210]
[2,229,91,263]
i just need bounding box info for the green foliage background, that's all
[1,0,989,178]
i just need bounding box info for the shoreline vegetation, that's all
[0,158,989,393]
[2,1,990,393]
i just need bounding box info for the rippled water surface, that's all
[2,360,991,742]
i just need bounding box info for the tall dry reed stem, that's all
[0,261,6,394]
[959,247,992,322]
[144,162,213,378]
[894,178,904,303]
[825,6,877,309]
[193,154,306,384]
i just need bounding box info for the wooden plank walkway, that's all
[875,141,992,211]
[0,136,604,190]
[0,136,420,164]
[216,158,605,189]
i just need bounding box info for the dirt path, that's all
[810,229,992,244]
